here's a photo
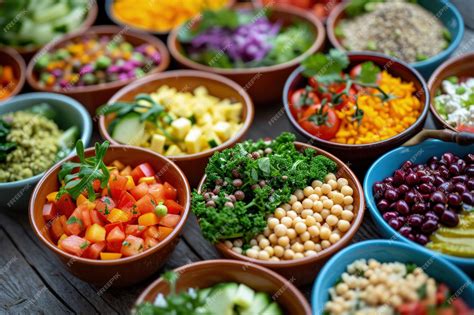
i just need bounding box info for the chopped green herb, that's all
[66,216,83,226]
[80,242,89,250]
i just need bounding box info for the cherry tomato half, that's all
[298,104,341,140]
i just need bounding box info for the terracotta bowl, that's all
[326,0,464,78]
[428,52,474,132]
[0,47,26,101]
[26,25,170,114]
[7,1,98,62]
[197,142,365,286]
[98,70,254,188]
[29,145,191,287]
[283,52,430,163]
[105,0,236,36]
[134,260,311,315]
[168,3,325,105]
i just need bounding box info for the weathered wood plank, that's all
[181,213,220,260]
[0,228,72,315]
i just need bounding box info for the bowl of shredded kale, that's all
[192,133,365,285]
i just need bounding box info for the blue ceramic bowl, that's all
[312,240,474,315]
[0,93,92,210]
[327,0,464,78]
[364,139,474,275]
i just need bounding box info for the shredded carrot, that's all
[112,0,228,32]
[0,65,17,100]
[332,71,422,144]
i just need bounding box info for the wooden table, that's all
[1,11,473,315]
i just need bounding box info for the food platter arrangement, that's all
[0,0,473,314]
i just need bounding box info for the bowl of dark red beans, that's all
[364,139,474,275]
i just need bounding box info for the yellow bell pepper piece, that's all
[47,192,58,203]
[138,213,160,227]
[107,208,130,223]
[100,252,122,260]
[85,224,106,243]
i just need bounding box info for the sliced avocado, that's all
[204,283,238,315]
[260,302,284,315]
[111,112,145,146]
[241,292,271,315]
[233,284,255,309]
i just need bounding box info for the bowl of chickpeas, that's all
[312,240,474,314]
[208,142,365,286]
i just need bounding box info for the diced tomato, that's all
[64,209,83,235]
[135,194,156,214]
[143,226,160,239]
[163,182,177,200]
[92,179,101,192]
[148,183,166,203]
[60,235,89,257]
[436,284,450,305]
[95,196,115,215]
[117,191,136,209]
[437,308,455,315]
[42,203,57,222]
[157,226,173,241]
[104,222,124,234]
[457,124,474,133]
[131,163,155,183]
[452,299,471,315]
[50,215,66,240]
[121,235,145,257]
[82,241,106,260]
[81,208,92,228]
[130,182,148,200]
[397,302,425,315]
[106,226,126,253]
[108,174,128,201]
[144,236,159,249]
[55,193,75,217]
[159,214,180,228]
[164,200,183,215]
[125,224,146,237]
[90,210,104,225]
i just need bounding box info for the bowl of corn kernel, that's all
[98,70,254,187]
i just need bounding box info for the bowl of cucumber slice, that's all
[134,259,311,315]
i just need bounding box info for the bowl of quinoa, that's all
[0,93,92,209]
[327,0,464,77]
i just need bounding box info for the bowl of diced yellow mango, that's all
[98,70,254,186]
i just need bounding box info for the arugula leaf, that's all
[358,61,381,84]
[58,140,110,201]
[66,216,82,226]
[302,49,349,84]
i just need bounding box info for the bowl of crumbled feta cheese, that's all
[0,93,92,209]
[429,52,474,133]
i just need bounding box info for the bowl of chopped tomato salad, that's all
[29,140,190,287]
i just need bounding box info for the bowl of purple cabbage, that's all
[168,4,325,104]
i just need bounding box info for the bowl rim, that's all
[0,92,92,189]
[363,138,474,265]
[283,51,430,149]
[25,25,170,94]
[28,144,191,265]
[428,52,474,132]
[98,69,255,161]
[134,259,312,313]
[4,1,99,55]
[197,140,366,268]
[326,0,465,68]
[167,3,326,75]
[311,239,474,314]
[0,47,26,101]
[105,0,237,36]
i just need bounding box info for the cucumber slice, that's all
[33,2,69,23]
[55,126,79,161]
[260,302,283,315]
[198,287,213,303]
[233,284,255,309]
[204,283,238,315]
[111,113,145,146]
[241,292,271,315]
